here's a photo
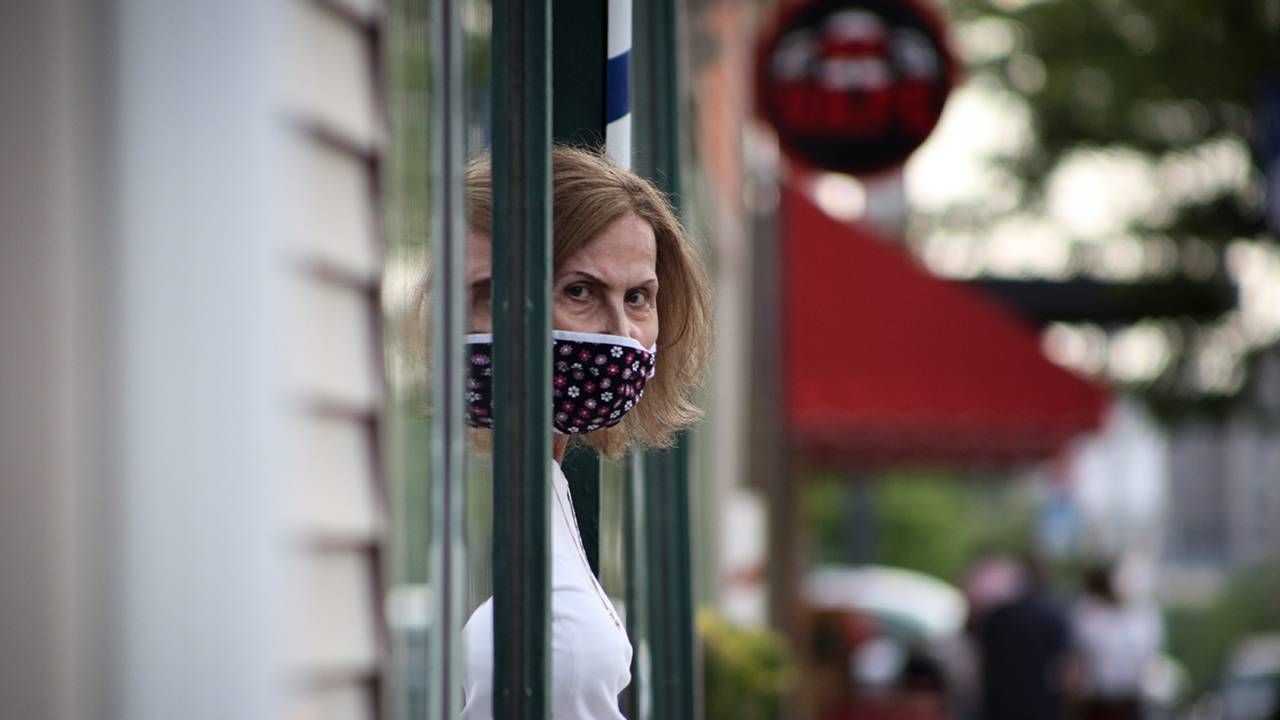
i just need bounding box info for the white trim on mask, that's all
[464,331,656,354]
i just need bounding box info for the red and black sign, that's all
[756,0,956,176]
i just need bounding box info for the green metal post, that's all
[641,444,696,720]
[634,0,696,717]
[634,0,681,193]
[491,0,552,718]
[561,444,602,574]
[552,0,606,148]
[552,0,607,575]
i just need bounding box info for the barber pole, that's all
[607,0,633,169]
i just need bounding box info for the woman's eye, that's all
[626,289,650,307]
[565,284,590,300]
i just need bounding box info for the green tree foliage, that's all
[873,474,976,582]
[932,0,1280,410]
[802,472,855,565]
[1164,562,1280,698]
[950,0,1280,233]
[802,471,1037,583]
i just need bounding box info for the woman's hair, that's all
[1083,563,1119,605]
[455,145,713,456]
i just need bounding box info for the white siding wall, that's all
[2,1,390,719]
[280,2,388,718]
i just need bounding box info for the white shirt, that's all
[461,462,633,719]
[1073,597,1162,698]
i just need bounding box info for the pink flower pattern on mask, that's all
[464,334,657,434]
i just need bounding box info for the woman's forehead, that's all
[559,214,656,276]
[468,215,658,282]
[465,232,492,282]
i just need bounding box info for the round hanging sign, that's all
[755,0,956,176]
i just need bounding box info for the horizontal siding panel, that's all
[285,135,380,281]
[315,0,382,23]
[286,276,381,410]
[288,414,382,542]
[290,551,380,673]
[283,0,378,149]
[287,683,375,720]
[278,0,386,712]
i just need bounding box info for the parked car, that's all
[1221,634,1280,720]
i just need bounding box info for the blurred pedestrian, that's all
[1072,563,1162,720]
[946,556,1026,720]
[977,555,1073,720]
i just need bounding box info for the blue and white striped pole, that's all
[606,0,632,169]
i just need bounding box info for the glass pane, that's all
[461,0,495,623]
[464,451,493,616]
[383,0,432,716]
[621,451,653,720]
[600,456,628,605]
[383,0,492,715]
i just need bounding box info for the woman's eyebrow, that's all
[559,270,658,287]
[558,270,605,284]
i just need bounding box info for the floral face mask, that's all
[464,330,658,434]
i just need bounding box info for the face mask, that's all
[464,330,657,434]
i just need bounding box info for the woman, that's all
[1071,563,1161,720]
[457,146,713,719]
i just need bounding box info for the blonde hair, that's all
[462,146,714,456]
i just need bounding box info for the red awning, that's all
[781,184,1109,468]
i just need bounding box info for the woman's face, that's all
[466,211,660,349]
